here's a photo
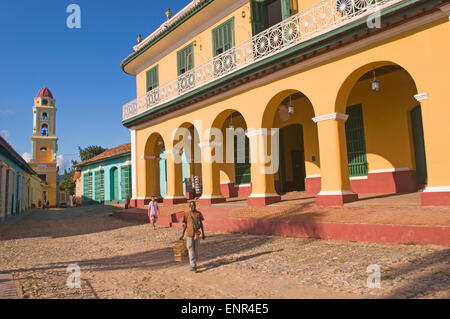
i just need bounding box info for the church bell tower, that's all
[29,88,59,207]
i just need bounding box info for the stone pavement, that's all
[0,205,449,299]
[0,273,18,299]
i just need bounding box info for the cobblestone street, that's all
[0,205,448,299]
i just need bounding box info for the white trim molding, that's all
[198,141,223,148]
[368,168,411,173]
[350,176,368,180]
[414,93,429,101]
[163,196,187,200]
[317,190,356,196]
[248,193,280,198]
[198,195,226,199]
[306,174,321,178]
[246,129,271,138]
[312,113,349,123]
[423,186,450,193]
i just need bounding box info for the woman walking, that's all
[148,196,160,229]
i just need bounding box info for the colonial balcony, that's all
[122,0,403,122]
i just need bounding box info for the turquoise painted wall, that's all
[80,154,131,205]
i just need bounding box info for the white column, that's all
[130,129,137,199]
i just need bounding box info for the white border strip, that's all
[423,186,450,193]
[317,190,356,196]
[312,113,349,123]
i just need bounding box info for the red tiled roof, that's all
[0,136,40,177]
[37,88,54,99]
[73,143,131,168]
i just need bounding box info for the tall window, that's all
[212,18,235,56]
[42,112,48,121]
[94,170,105,202]
[146,65,159,92]
[177,43,194,76]
[83,172,93,203]
[345,104,368,177]
[250,0,292,36]
[38,174,47,182]
[120,165,131,201]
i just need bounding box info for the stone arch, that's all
[210,109,250,198]
[334,61,426,193]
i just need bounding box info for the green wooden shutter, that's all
[83,172,93,203]
[345,105,368,177]
[281,0,292,20]
[146,65,159,92]
[120,165,131,201]
[234,135,251,185]
[94,170,104,202]
[250,0,268,36]
[177,43,194,76]
[212,18,235,56]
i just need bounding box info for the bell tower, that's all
[29,88,59,207]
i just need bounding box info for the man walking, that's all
[179,201,205,272]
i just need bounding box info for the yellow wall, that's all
[131,14,450,197]
[136,2,252,97]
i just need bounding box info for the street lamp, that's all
[371,70,380,92]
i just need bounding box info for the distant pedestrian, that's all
[179,201,205,272]
[148,196,160,229]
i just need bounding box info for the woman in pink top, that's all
[148,196,160,229]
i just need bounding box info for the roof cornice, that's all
[121,0,215,74]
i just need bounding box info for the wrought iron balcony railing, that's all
[122,0,401,121]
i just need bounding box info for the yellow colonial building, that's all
[121,0,450,207]
[28,88,60,207]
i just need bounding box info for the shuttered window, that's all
[212,18,235,56]
[234,134,251,185]
[146,65,159,92]
[120,165,131,200]
[177,43,194,76]
[94,170,105,202]
[250,0,268,35]
[83,172,93,202]
[345,104,368,177]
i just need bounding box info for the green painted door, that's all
[410,105,428,186]
[120,165,131,200]
[110,168,119,201]
[345,104,368,177]
[234,133,251,185]
[83,172,93,204]
[94,170,105,203]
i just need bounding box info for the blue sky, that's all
[0,0,188,170]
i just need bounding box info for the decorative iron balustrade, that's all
[123,0,401,121]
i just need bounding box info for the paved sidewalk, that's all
[0,273,18,299]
